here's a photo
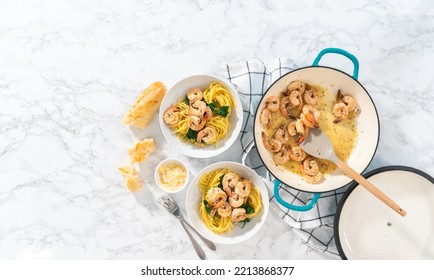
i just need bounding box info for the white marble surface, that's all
[1,0,433,260]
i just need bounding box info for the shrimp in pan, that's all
[265,96,280,112]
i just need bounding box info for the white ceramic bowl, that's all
[158,74,243,158]
[154,158,189,194]
[186,161,269,244]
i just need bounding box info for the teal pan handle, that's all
[273,179,321,211]
[312,48,359,80]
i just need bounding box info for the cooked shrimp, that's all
[222,172,239,197]
[304,88,318,105]
[191,106,213,130]
[273,146,289,165]
[265,96,280,112]
[197,127,216,144]
[302,158,320,176]
[289,90,303,109]
[280,96,291,117]
[302,105,320,124]
[288,145,306,162]
[260,108,272,128]
[296,119,310,144]
[231,208,247,222]
[295,119,306,134]
[301,168,323,184]
[163,105,180,126]
[275,125,290,144]
[288,80,306,94]
[287,120,298,136]
[187,87,203,101]
[300,104,320,128]
[300,113,317,128]
[189,115,207,131]
[229,194,244,208]
[189,98,207,117]
[217,202,232,218]
[336,89,356,112]
[262,132,282,153]
[333,102,349,123]
[342,95,356,112]
[300,106,321,128]
[234,179,252,198]
[206,188,227,208]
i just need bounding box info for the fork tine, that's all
[162,193,174,203]
[163,194,175,205]
[156,193,176,212]
[156,196,168,207]
[159,198,170,208]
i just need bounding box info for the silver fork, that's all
[156,193,216,260]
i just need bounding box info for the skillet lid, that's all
[335,166,434,259]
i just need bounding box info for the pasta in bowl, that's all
[186,162,269,244]
[159,75,243,158]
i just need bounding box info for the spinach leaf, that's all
[185,128,198,140]
[241,218,251,229]
[206,100,230,117]
[217,174,225,190]
[203,200,212,215]
[241,203,255,214]
[184,97,190,105]
[213,106,229,117]
[207,100,218,109]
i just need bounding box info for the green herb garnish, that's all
[185,128,198,140]
[241,203,255,214]
[241,218,251,228]
[203,200,212,215]
[213,106,229,117]
[217,174,225,190]
[206,100,230,117]
[207,100,218,108]
[184,97,190,105]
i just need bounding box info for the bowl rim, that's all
[253,65,380,193]
[185,161,269,244]
[154,158,189,194]
[158,74,243,159]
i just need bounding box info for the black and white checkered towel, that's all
[217,58,347,257]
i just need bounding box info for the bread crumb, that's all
[118,165,142,192]
[128,138,156,164]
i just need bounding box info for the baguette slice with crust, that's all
[123,81,167,129]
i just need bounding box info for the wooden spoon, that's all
[299,128,407,217]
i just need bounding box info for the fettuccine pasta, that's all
[199,169,262,234]
[163,82,235,146]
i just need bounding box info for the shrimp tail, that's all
[297,100,304,112]
[336,89,343,102]
[296,126,310,144]
[305,113,319,128]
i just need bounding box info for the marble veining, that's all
[0,0,433,259]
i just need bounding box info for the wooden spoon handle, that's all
[336,160,407,217]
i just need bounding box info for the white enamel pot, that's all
[253,48,380,211]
